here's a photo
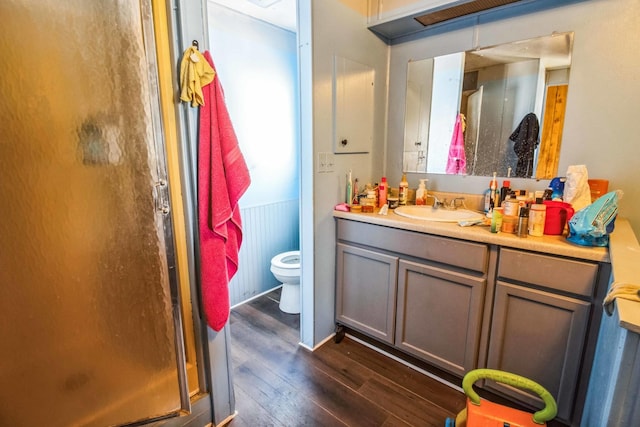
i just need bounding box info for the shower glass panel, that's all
[0,1,187,426]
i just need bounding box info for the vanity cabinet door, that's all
[336,243,398,344]
[486,282,590,422]
[395,259,486,377]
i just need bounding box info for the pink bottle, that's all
[378,177,387,207]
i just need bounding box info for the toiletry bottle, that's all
[487,172,498,213]
[415,179,428,205]
[549,177,566,201]
[490,207,503,233]
[484,181,494,214]
[517,207,529,238]
[378,177,387,207]
[345,170,352,204]
[503,198,519,217]
[500,180,511,205]
[399,173,409,205]
[528,203,547,237]
[516,191,528,213]
[363,185,376,212]
[501,214,517,234]
[373,182,379,207]
[352,178,359,204]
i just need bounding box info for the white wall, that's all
[208,4,300,208]
[308,0,640,346]
[308,0,389,345]
[207,4,300,306]
[387,0,640,236]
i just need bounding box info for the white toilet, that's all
[270,250,301,314]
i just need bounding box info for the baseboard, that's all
[230,285,282,310]
[298,332,336,352]
[215,410,237,427]
[346,333,464,393]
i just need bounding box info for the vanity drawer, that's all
[336,219,488,273]
[498,248,598,297]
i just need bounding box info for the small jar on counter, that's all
[503,199,519,217]
[360,190,376,213]
[387,196,399,209]
[501,215,517,234]
[528,203,547,237]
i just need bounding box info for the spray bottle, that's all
[549,177,566,201]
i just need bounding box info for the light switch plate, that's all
[325,152,334,172]
[317,152,335,173]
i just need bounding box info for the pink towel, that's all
[198,51,251,331]
[446,114,466,175]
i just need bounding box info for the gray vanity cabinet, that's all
[335,218,490,376]
[335,243,398,344]
[335,218,610,426]
[487,248,602,423]
[395,260,486,376]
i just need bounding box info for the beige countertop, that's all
[334,208,640,334]
[334,208,610,263]
[608,219,640,334]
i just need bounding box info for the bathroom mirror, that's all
[403,32,573,179]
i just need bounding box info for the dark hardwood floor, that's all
[226,289,467,426]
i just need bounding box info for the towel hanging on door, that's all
[198,51,251,331]
[180,46,215,107]
[446,113,467,175]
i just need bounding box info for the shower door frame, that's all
[141,0,192,418]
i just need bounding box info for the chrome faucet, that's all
[432,196,465,210]
[450,197,465,210]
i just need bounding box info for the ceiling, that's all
[465,32,573,71]
[209,0,297,32]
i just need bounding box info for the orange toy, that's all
[447,369,558,427]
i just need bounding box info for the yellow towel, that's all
[179,46,215,107]
[603,282,640,315]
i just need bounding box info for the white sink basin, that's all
[393,205,484,223]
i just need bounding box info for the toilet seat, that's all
[270,251,300,269]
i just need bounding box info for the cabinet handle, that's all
[341,139,348,146]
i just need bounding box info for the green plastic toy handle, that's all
[462,369,558,424]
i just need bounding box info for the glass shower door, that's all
[0,0,188,426]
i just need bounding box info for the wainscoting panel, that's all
[230,199,300,306]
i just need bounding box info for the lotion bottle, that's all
[399,173,409,205]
